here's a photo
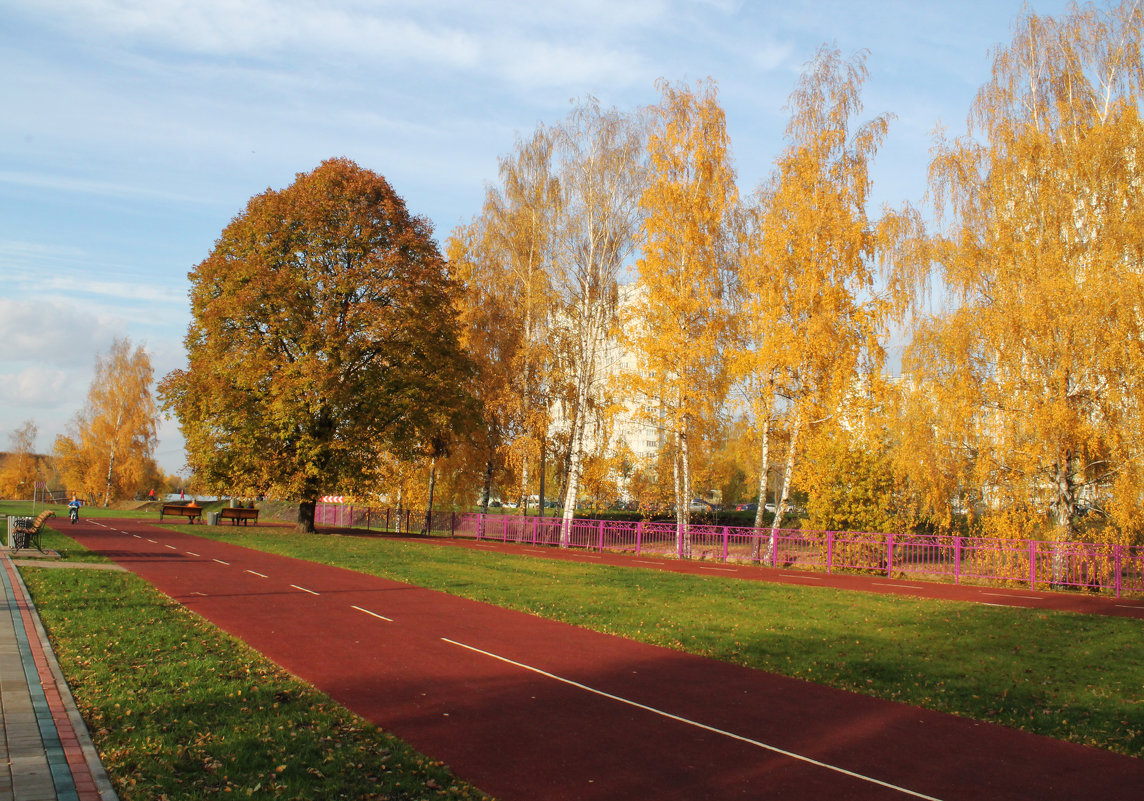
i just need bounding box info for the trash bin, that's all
[208,511,220,526]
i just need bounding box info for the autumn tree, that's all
[625,79,737,557]
[54,338,159,505]
[918,1,1144,542]
[160,158,475,533]
[0,421,41,500]
[447,127,560,515]
[551,98,648,545]
[735,46,908,555]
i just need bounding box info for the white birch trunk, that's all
[679,418,692,560]
[751,410,772,560]
[768,404,802,565]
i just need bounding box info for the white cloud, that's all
[0,299,122,366]
[0,365,70,405]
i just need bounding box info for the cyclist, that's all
[68,495,81,523]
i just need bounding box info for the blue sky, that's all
[0,0,1072,474]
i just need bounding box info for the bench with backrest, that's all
[217,507,259,526]
[160,503,202,524]
[10,510,55,551]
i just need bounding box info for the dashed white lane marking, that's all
[291,584,319,595]
[781,573,822,580]
[186,552,200,557]
[165,545,177,550]
[981,592,1043,600]
[146,538,157,543]
[699,566,738,572]
[634,560,663,566]
[874,582,923,589]
[441,638,943,801]
[245,570,268,578]
[213,559,230,566]
[352,605,393,622]
[1115,604,1144,610]
[133,534,142,539]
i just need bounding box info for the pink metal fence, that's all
[452,513,1144,599]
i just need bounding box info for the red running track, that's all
[65,518,1142,800]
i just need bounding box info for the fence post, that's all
[1029,541,1036,590]
[598,519,605,552]
[531,516,538,545]
[451,511,456,538]
[770,529,778,568]
[722,526,729,563]
[636,520,643,556]
[827,531,834,573]
[503,514,509,543]
[886,533,894,578]
[954,536,961,585]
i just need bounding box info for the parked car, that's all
[735,502,758,512]
[688,498,716,512]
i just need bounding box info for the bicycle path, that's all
[64,518,1144,800]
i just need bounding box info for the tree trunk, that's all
[538,435,547,517]
[1052,453,1076,585]
[751,410,772,560]
[103,449,116,508]
[480,459,493,515]
[768,404,802,565]
[679,420,692,560]
[297,499,316,534]
[423,458,437,534]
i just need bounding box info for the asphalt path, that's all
[60,518,1143,800]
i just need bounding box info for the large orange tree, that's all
[160,158,474,532]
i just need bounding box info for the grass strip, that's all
[188,527,1144,759]
[20,560,490,801]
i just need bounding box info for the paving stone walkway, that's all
[0,554,116,801]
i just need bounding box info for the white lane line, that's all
[979,602,1011,608]
[213,559,230,566]
[781,573,822,580]
[245,570,268,578]
[634,560,662,565]
[699,566,739,573]
[441,638,943,801]
[874,582,923,590]
[1115,604,1144,610]
[352,605,393,622]
[981,592,1043,600]
[133,534,142,539]
[165,544,178,550]
[291,584,319,595]
[146,538,157,543]
[186,552,200,557]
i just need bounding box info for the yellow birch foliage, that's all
[54,338,158,505]
[738,46,900,533]
[0,421,42,500]
[626,79,737,554]
[918,1,1144,542]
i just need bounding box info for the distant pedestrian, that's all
[148,488,156,501]
[180,488,185,500]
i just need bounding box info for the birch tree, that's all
[920,1,1144,542]
[0,421,41,500]
[626,79,737,558]
[737,46,900,553]
[54,338,159,505]
[551,98,647,546]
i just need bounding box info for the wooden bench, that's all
[217,507,259,526]
[10,510,55,551]
[160,504,202,524]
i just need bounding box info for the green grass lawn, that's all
[182,526,1144,759]
[19,556,489,801]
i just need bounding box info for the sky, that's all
[0,0,1075,475]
